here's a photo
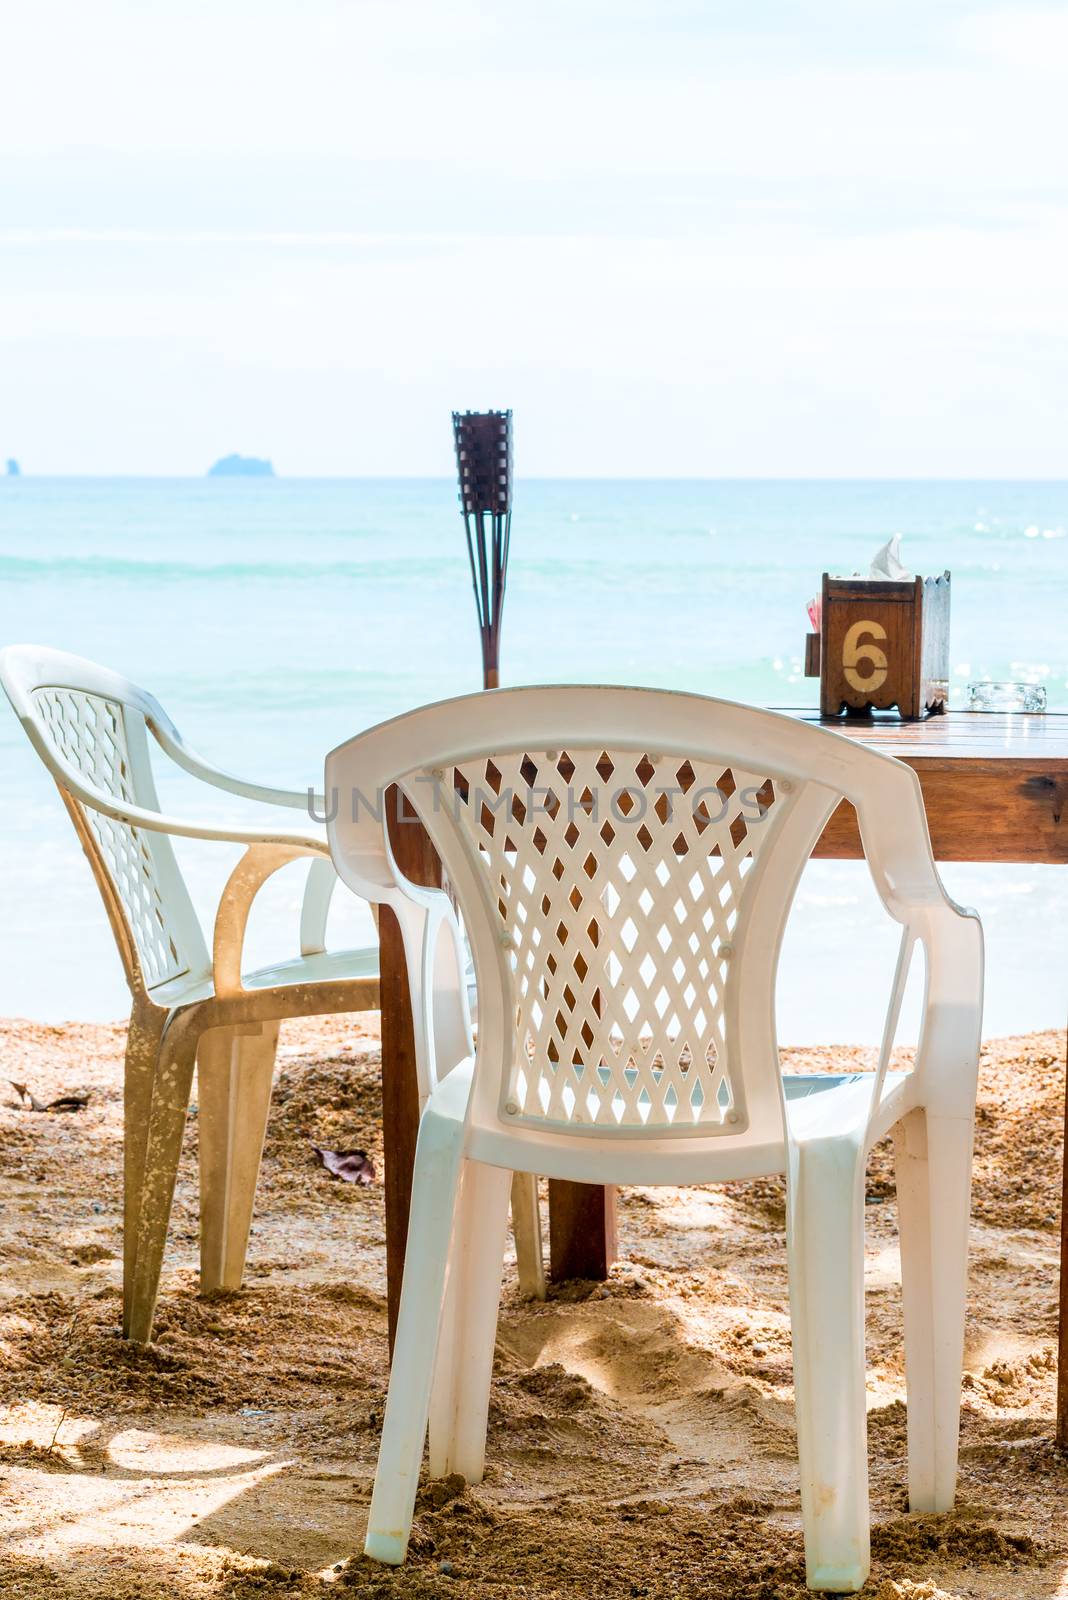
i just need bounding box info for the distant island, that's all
[5,459,19,477]
[207,454,275,478]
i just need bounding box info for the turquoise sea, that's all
[1,477,1066,1042]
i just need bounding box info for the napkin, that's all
[869,534,911,580]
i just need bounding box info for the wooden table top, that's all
[771,709,1068,861]
[777,709,1068,773]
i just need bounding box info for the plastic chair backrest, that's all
[446,745,785,1135]
[327,687,936,1151]
[1,645,209,997]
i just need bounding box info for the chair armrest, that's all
[915,900,984,1108]
[145,698,324,813]
[300,856,339,955]
[299,860,381,957]
[858,900,982,1137]
[57,762,329,848]
[213,841,330,997]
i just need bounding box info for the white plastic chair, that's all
[326,687,983,1594]
[1,644,379,1344]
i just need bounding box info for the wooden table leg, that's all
[380,787,442,1355]
[545,907,617,1283]
[548,1180,617,1282]
[1058,1027,1068,1449]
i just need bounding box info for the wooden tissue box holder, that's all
[805,571,950,719]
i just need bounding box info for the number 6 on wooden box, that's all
[819,573,950,719]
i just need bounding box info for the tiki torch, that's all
[452,409,513,690]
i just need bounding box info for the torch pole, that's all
[452,413,615,1291]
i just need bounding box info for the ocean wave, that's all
[0,553,462,582]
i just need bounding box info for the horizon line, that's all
[5,473,1068,485]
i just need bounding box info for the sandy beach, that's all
[7,2,1068,1596]
[1,1015,1066,1600]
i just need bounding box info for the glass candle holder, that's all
[965,681,1047,713]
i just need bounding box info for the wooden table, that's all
[378,711,1068,1446]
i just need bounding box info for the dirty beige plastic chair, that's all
[1,645,379,1343]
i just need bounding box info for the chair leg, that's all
[122,1001,166,1333]
[124,1021,199,1344]
[196,1022,279,1293]
[510,1170,546,1301]
[786,1135,870,1594]
[429,1161,512,1481]
[365,1109,467,1566]
[893,1108,973,1513]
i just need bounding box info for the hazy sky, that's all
[2,1,1066,476]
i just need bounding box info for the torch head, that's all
[452,410,513,515]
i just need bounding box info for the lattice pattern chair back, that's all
[431,745,792,1136]
[30,684,206,993]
